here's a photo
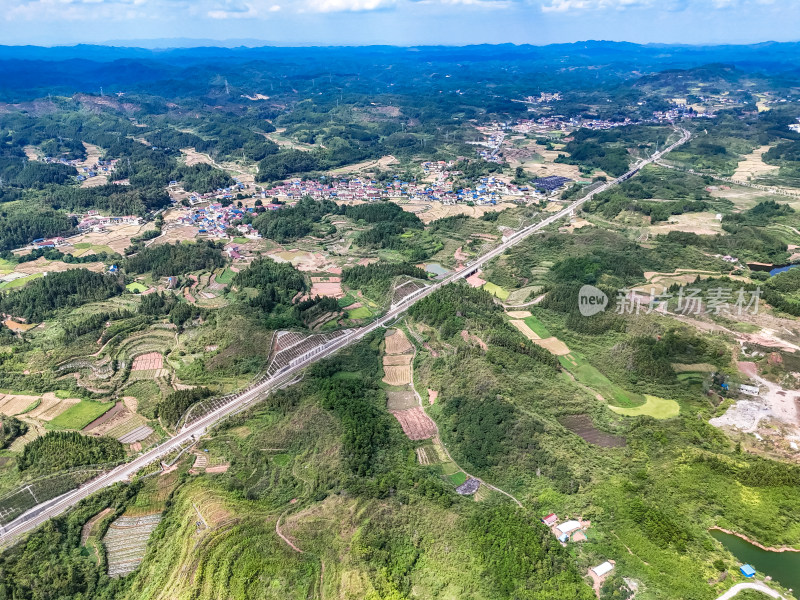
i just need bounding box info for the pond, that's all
[769,263,800,277]
[710,529,800,593]
[424,263,448,277]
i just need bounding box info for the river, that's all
[710,529,800,593]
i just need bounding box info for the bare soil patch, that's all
[205,464,230,474]
[309,281,343,298]
[427,389,438,405]
[391,407,437,440]
[387,390,418,411]
[460,329,488,350]
[131,352,163,371]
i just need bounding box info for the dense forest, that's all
[0,269,123,321]
[124,241,225,278]
[252,196,338,242]
[18,431,124,473]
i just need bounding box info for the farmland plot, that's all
[391,407,437,440]
[103,513,163,577]
[382,365,412,386]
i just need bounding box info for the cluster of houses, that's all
[77,213,142,232]
[175,179,249,207]
[174,204,262,238]
[258,171,552,206]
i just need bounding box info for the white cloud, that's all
[540,0,652,11]
[303,0,396,12]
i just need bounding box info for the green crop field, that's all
[48,401,115,430]
[608,395,681,419]
[125,282,148,293]
[523,314,552,338]
[215,268,235,285]
[482,281,510,300]
[0,273,42,291]
[347,306,372,319]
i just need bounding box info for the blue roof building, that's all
[740,564,756,578]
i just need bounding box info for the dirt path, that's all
[275,510,304,553]
[504,293,546,309]
[714,582,786,600]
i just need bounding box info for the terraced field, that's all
[104,514,163,577]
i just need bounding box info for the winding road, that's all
[0,127,691,548]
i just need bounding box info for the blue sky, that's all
[0,0,797,47]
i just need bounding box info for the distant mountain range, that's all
[1,40,799,102]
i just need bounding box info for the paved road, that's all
[0,127,691,547]
[714,582,786,600]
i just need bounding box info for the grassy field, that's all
[47,400,115,430]
[559,352,646,408]
[608,395,681,419]
[482,281,510,301]
[126,282,148,293]
[215,268,235,285]
[347,306,372,319]
[0,273,43,291]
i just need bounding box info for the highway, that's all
[0,126,691,547]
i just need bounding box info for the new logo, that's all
[578,285,608,317]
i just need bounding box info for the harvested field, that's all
[559,414,626,448]
[390,407,437,440]
[151,225,196,246]
[382,365,412,386]
[508,319,571,355]
[103,513,163,577]
[733,145,780,182]
[0,393,41,416]
[131,352,163,371]
[267,249,335,272]
[533,337,571,355]
[509,319,541,340]
[384,329,413,355]
[66,222,157,255]
[648,212,723,236]
[328,154,397,175]
[399,200,515,224]
[506,311,532,318]
[180,148,214,167]
[28,393,81,421]
[383,354,413,366]
[386,390,418,411]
